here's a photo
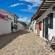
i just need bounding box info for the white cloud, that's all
[10,3,24,7]
[27,0,42,10]
[9,0,42,8]
[18,17,31,24]
[23,0,42,4]
[26,0,37,3]
[20,0,37,3]
[18,17,28,21]
[20,9,33,13]
[27,3,38,10]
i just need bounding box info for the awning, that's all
[32,0,55,20]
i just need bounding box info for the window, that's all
[52,6,55,11]
[48,13,53,29]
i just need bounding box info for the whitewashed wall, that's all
[17,22,26,31]
[48,12,55,40]
[0,19,11,35]
[40,23,43,38]
[32,21,36,33]
[35,5,55,40]
[29,20,36,33]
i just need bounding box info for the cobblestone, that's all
[0,31,55,55]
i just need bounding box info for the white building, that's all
[38,5,55,41]
[33,4,55,41]
[17,21,27,31]
[29,20,37,33]
[32,0,55,41]
[0,9,17,35]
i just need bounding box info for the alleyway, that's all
[0,30,55,55]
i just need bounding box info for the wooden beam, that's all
[33,0,46,19]
[44,2,55,5]
[40,8,48,11]
[32,0,55,20]
[41,7,49,9]
[43,3,52,7]
[46,1,55,3]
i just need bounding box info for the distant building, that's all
[17,21,27,31]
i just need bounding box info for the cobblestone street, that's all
[0,30,55,55]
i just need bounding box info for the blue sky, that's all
[0,0,42,22]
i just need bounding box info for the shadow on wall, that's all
[0,30,29,49]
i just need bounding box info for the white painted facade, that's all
[29,20,37,33]
[0,19,11,35]
[48,11,55,40]
[17,22,26,31]
[40,23,43,38]
[38,4,55,40]
[32,4,55,40]
[32,20,36,33]
[0,10,17,35]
